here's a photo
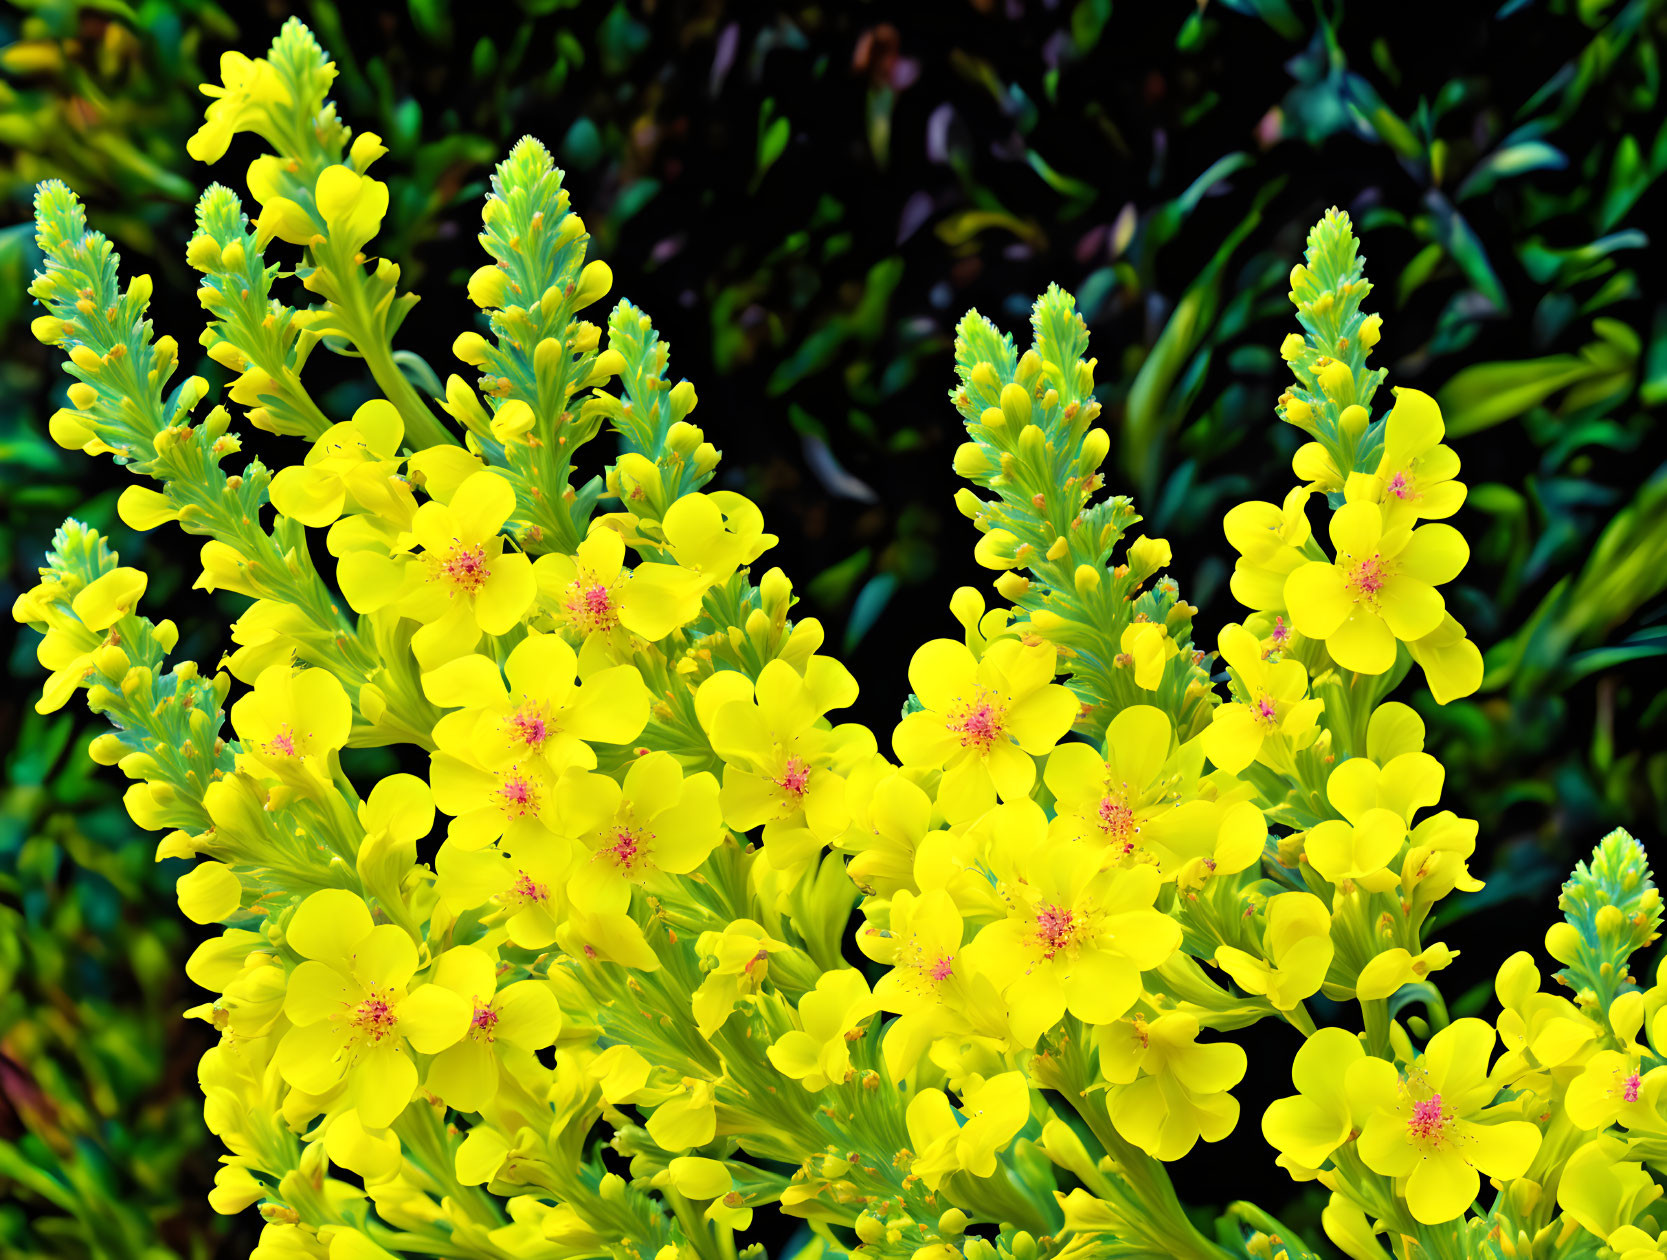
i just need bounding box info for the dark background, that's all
[3,0,1665,1254]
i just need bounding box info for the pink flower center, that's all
[947,688,1007,753]
[563,576,619,635]
[1406,1093,1449,1142]
[264,723,299,757]
[1097,792,1138,855]
[496,767,541,817]
[777,756,811,797]
[1624,1072,1642,1104]
[507,703,549,750]
[1032,903,1078,960]
[351,993,398,1042]
[1270,615,1290,647]
[440,542,490,595]
[930,956,955,982]
[607,826,647,872]
[506,869,547,907]
[1387,470,1415,500]
[1346,553,1386,603]
[1254,693,1278,726]
[470,999,500,1041]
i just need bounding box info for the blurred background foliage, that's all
[3,0,1666,1254]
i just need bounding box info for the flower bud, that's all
[1000,382,1032,429]
[453,331,491,366]
[574,259,612,310]
[1339,404,1369,440]
[1279,333,1306,361]
[467,265,508,309]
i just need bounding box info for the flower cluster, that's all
[15,20,1663,1260]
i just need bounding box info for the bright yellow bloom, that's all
[864,887,1010,1080]
[893,637,1079,822]
[532,522,707,645]
[1368,388,1466,528]
[1304,751,1443,892]
[1352,1018,1541,1224]
[1224,487,1313,614]
[1559,1138,1665,1245]
[1406,613,1484,704]
[187,51,290,163]
[1492,951,1598,1087]
[434,829,569,950]
[424,631,650,771]
[1262,1026,1374,1171]
[691,919,786,1039]
[1203,624,1323,774]
[698,656,872,871]
[1119,621,1179,690]
[1284,487,1468,675]
[1564,1046,1667,1133]
[1214,892,1334,1011]
[230,663,352,795]
[766,968,876,1090]
[839,765,936,897]
[1045,705,1265,881]
[269,399,413,532]
[339,470,536,668]
[964,844,1180,1044]
[423,946,560,1114]
[274,890,470,1128]
[565,752,724,901]
[429,743,562,852]
[906,1071,1030,1189]
[1096,1012,1246,1160]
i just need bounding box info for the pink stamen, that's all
[1255,694,1278,725]
[929,956,955,982]
[1098,793,1138,854]
[947,688,1006,753]
[1387,471,1414,500]
[1270,615,1290,647]
[1624,1072,1642,1104]
[496,767,540,817]
[440,543,490,595]
[1032,903,1077,960]
[351,994,398,1042]
[507,869,547,906]
[470,1000,500,1041]
[1407,1093,1448,1141]
[777,756,811,797]
[608,827,646,872]
[1347,553,1385,602]
[507,703,548,750]
[563,576,619,635]
[264,723,298,757]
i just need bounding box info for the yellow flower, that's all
[532,522,707,645]
[1262,1026,1375,1171]
[557,752,722,968]
[864,888,1010,1079]
[230,663,352,795]
[840,766,936,897]
[1352,1018,1541,1224]
[691,919,786,1039]
[269,399,412,531]
[423,631,650,772]
[187,51,291,164]
[893,637,1079,822]
[766,968,876,1091]
[1202,624,1323,774]
[1564,1048,1667,1133]
[964,844,1180,1044]
[1368,389,1466,528]
[1096,1012,1246,1160]
[423,946,560,1114]
[274,890,470,1128]
[697,656,872,871]
[1558,1137,1664,1244]
[429,745,562,852]
[1406,613,1484,704]
[1119,621,1179,690]
[434,831,569,950]
[1492,951,1598,1087]
[1304,751,1443,892]
[1214,892,1334,1011]
[906,1071,1030,1189]
[338,470,535,669]
[1045,705,1265,881]
[1284,488,1469,675]
[1224,487,1313,613]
